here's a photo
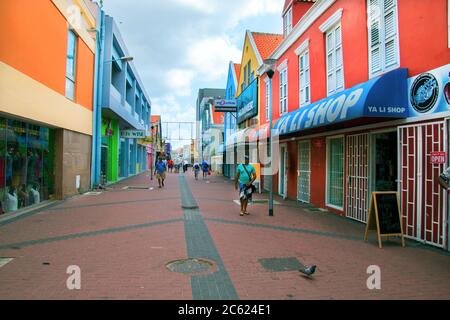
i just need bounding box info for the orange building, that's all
[0,0,98,213]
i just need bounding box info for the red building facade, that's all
[258,0,450,249]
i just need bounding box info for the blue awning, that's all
[274,68,408,136]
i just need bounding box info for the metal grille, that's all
[399,121,448,248]
[327,137,344,208]
[346,134,369,223]
[297,141,311,203]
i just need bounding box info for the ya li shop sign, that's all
[274,68,409,135]
[430,151,447,164]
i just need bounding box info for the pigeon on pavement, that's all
[299,265,316,276]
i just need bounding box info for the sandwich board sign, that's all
[364,192,405,248]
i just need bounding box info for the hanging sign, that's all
[120,130,147,139]
[364,192,405,248]
[214,99,237,112]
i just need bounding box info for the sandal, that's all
[244,212,250,215]
[240,212,244,216]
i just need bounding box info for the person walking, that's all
[201,159,209,179]
[154,157,167,188]
[168,159,174,173]
[235,155,256,216]
[193,162,200,180]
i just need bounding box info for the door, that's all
[399,121,448,248]
[346,134,369,222]
[297,140,311,203]
[101,144,108,184]
[279,145,287,197]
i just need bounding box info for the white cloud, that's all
[171,0,218,14]
[186,36,241,81]
[164,69,194,97]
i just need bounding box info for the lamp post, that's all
[263,59,277,217]
[104,56,134,64]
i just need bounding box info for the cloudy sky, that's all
[102,0,285,148]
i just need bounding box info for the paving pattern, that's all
[0,171,449,300]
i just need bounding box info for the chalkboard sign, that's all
[364,192,405,248]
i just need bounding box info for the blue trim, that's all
[274,68,409,135]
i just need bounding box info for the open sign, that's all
[430,151,447,164]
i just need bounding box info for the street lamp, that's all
[104,56,134,63]
[263,58,277,217]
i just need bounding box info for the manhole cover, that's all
[166,258,216,275]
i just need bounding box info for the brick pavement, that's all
[0,170,449,300]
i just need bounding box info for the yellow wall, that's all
[236,33,263,126]
[0,62,93,136]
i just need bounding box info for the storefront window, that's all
[327,137,344,208]
[0,118,54,214]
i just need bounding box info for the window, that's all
[247,61,251,85]
[326,24,344,95]
[327,137,344,209]
[283,7,293,37]
[243,65,247,90]
[279,68,288,114]
[265,79,270,122]
[299,50,310,106]
[65,30,77,100]
[368,0,399,77]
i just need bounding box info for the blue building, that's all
[223,62,239,178]
[92,12,151,186]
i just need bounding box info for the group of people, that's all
[153,155,257,218]
[153,158,211,188]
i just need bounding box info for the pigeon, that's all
[299,265,316,276]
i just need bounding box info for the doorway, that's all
[372,131,398,192]
[100,143,108,184]
[279,145,287,198]
[297,140,311,203]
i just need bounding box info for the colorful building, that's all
[196,88,226,164]
[0,0,98,213]
[95,13,151,185]
[226,30,283,188]
[223,62,240,178]
[259,0,450,249]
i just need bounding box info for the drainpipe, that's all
[91,6,105,189]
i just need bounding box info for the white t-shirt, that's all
[30,188,40,205]
[5,192,18,212]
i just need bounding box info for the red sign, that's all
[430,151,447,164]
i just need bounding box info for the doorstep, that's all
[0,200,61,226]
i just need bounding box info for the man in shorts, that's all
[154,157,167,188]
[235,155,256,216]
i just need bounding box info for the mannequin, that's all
[5,186,18,212]
[29,183,40,205]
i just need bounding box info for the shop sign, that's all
[408,64,450,117]
[430,151,446,164]
[237,79,258,123]
[120,130,147,139]
[214,99,237,112]
[274,68,408,136]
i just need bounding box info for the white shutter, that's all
[368,0,399,77]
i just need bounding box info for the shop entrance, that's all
[372,131,398,192]
[279,145,287,198]
[297,141,310,203]
[100,143,108,184]
[399,121,448,248]
[346,134,369,222]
